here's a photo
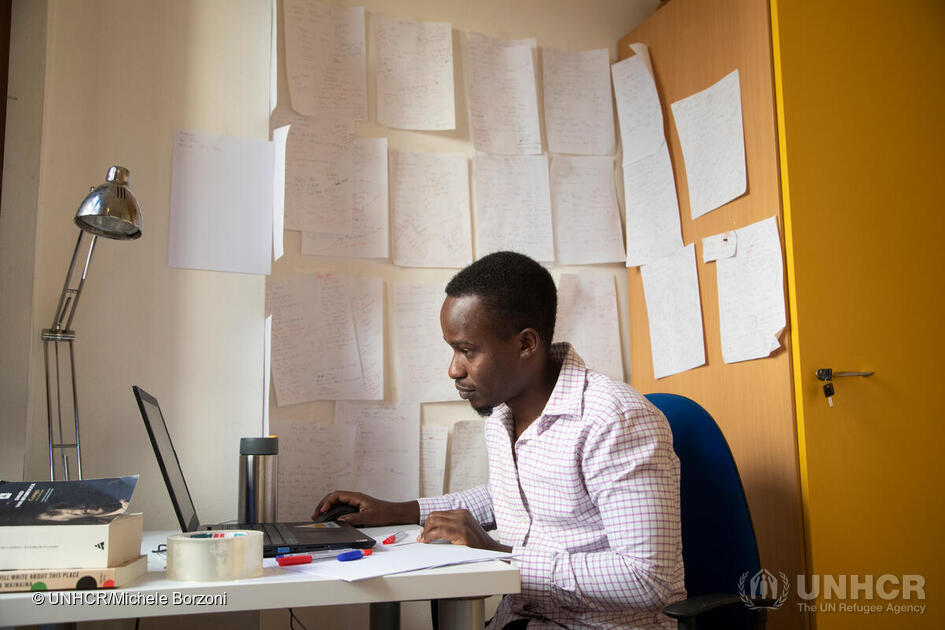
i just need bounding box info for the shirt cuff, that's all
[417,495,456,524]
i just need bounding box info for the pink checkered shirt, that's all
[418,343,685,629]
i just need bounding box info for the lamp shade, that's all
[74,165,143,239]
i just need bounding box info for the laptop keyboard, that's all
[216,522,299,546]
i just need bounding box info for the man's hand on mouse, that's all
[312,490,420,527]
[418,509,513,553]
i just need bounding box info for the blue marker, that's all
[337,550,371,562]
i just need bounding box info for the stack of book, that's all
[0,476,147,592]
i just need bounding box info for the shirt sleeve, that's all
[417,484,496,529]
[513,406,683,613]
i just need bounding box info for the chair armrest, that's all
[663,593,776,618]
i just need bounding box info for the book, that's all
[0,512,143,570]
[0,477,138,525]
[0,555,147,592]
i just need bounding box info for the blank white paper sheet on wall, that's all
[169,130,274,275]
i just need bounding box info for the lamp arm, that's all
[49,231,98,333]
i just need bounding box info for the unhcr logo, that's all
[738,569,790,609]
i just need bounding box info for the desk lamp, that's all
[42,166,143,480]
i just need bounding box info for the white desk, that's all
[0,529,520,628]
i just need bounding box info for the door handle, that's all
[815,368,875,381]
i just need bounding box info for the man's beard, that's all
[473,405,493,417]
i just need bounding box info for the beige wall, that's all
[3,0,659,628]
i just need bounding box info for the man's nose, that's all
[448,353,466,379]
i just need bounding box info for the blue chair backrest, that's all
[645,393,761,598]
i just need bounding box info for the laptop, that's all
[132,385,374,557]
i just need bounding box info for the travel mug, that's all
[238,436,278,524]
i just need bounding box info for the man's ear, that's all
[518,328,541,358]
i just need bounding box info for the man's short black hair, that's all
[445,251,557,349]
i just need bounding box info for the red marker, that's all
[383,531,408,545]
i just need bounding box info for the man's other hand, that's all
[419,509,513,553]
[312,490,419,527]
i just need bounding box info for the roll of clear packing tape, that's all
[166,530,264,581]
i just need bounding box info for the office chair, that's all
[645,393,773,630]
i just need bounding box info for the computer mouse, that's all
[313,504,359,523]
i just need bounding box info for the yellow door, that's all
[772,1,945,628]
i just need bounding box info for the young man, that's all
[315,251,685,629]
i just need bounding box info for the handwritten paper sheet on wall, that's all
[393,283,456,403]
[474,153,554,262]
[339,276,384,400]
[335,401,420,502]
[554,272,625,382]
[550,155,625,265]
[465,32,541,155]
[542,48,615,156]
[640,244,706,379]
[373,15,454,130]
[269,274,363,405]
[273,417,355,522]
[390,150,472,268]
[420,425,449,497]
[670,69,746,219]
[623,143,683,266]
[283,0,367,120]
[448,420,489,493]
[169,130,273,275]
[302,137,388,259]
[716,216,785,363]
[611,43,664,165]
[282,115,354,235]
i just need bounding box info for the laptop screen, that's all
[133,386,200,532]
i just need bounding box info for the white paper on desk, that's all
[271,417,356,522]
[283,0,367,120]
[289,539,514,582]
[474,153,554,262]
[373,15,454,131]
[390,151,472,268]
[335,402,420,502]
[612,43,664,165]
[717,216,785,363]
[702,230,737,262]
[542,48,616,156]
[269,274,363,405]
[554,272,624,382]
[302,138,389,259]
[168,130,274,275]
[465,32,541,155]
[670,69,746,219]
[447,420,489,493]
[272,125,288,262]
[550,155,625,265]
[420,425,449,497]
[640,244,706,379]
[282,114,354,235]
[334,276,384,400]
[393,283,456,403]
[624,142,684,267]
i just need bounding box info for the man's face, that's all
[440,294,524,416]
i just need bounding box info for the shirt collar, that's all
[540,342,586,419]
[489,342,587,438]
